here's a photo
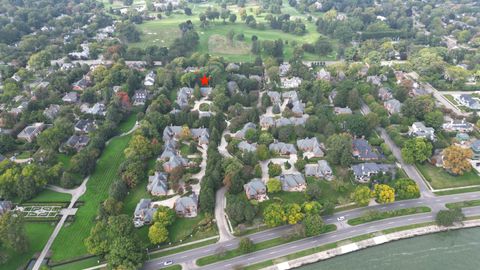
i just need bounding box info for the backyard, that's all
[417,163,480,189]
[49,134,132,262]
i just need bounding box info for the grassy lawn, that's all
[446,200,480,209]
[163,265,182,270]
[117,114,137,134]
[347,206,431,226]
[150,238,219,259]
[51,256,101,270]
[27,189,71,203]
[417,163,480,189]
[169,212,218,243]
[1,223,55,270]
[197,224,336,266]
[435,186,480,196]
[49,134,132,262]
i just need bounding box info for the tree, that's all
[305,181,322,200]
[229,14,237,23]
[238,237,255,253]
[401,97,434,120]
[351,186,372,206]
[326,134,352,167]
[436,208,464,226]
[284,203,304,225]
[263,203,286,227]
[268,163,282,177]
[0,213,29,253]
[267,178,282,193]
[258,132,274,145]
[443,145,473,175]
[107,236,145,269]
[393,179,420,199]
[184,7,192,15]
[153,206,176,227]
[373,184,395,204]
[303,214,325,236]
[124,135,153,159]
[302,201,322,215]
[401,138,433,164]
[424,110,444,130]
[148,222,169,244]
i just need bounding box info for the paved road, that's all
[215,187,235,242]
[360,103,433,198]
[142,191,480,269]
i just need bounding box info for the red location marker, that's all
[200,74,210,86]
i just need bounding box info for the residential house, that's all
[458,94,480,110]
[238,141,257,152]
[0,154,5,163]
[162,125,182,142]
[75,119,96,133]
[17,123,45,142]
[0,201,12,215]
[269,142,297,155]
[334,107,352,115]
[267,91,281,104]
[72,77,90,91]
[227,81,239,95]
[80,103,106,116]
[384,99,402,115]
[62,92,78,103]
[290,100,305,116]
[305,160,333,180]
[277,173,306,192]
[249,75,262,83]
[329,90,337,105]
[260,115,275,129]
[64,135,89,152]
[282,91,299,102]
[275,116,309,127]
[471,140,480,160]
[176,87,193,108]
[175,193,198,218]
[43,104,61,120]
[133,90,148,106]
[442,119,474,133]
[244,179,268,201]
[351,163,393,183]
[410,87,429,97]
[200,87,212,97]
[226,63,240,72]
[234,122,256,139]
[366,75,387,86]
[297,137,324,158]
[159,141,178,161]
[163,154,191,173]
[378,87,393,101]
[279,63,291,77]
[144,71,156,86]
[10,101,29,116]
[147,172,168,196]
[408,122,436,141]
[316,68,331,81]
[280,77,302,89]
[191,128,209,145]
[133,199,157,227]
[352,138,379,160]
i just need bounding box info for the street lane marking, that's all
[266,233,275,236]
[399,204,405,206]
[416,201,423,204]
[225,243,233,247]
[388,222,394,224]
[269,251,276,255]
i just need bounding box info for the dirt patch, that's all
[208,34,250,55]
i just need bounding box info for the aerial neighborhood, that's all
[0,0,479,270]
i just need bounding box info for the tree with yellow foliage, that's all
[373,184,395,204]
[443,145,473,175]
[180,125,191,140]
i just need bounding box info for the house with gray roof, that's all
[275,116,308,127]
[43,104,61,120]
[260,115,275,129]
[163,125,182,142]
[458,94,480,110]
[280,77,302,89]
[0,154,5,163]
[80,103,106,116]
[234,122,256,139]
[384,99,402,115]
[175,193,198,217]
[226,63,240,72]
[176,87,193,108]
[64,134,89,152]
[378,87,393,101]
[144,70,156,86]
[351,163,393,183]
[334,107,352,115]
[316,68,331,81]
[277,173,306,192]
[159,144,178,161]
[290,100,305,116]
[238,141,257,152]
[200,87,212,97]
[163,154,191,173]
[366,75,387,86]
[282,91,299,102]
[352,138,379,161]
[75,119,96,133]
[0,201,12,216]
[62,92,78,103]
[227,81,239,95]
[147,172,168,196]
[133,90,148,106]
[408,122,436,141]
[269,142,297,155]
[267,91,281,104]
[279,63,291,77]
[244,179,268,201]
[133,199,157,227]
[471,140,480,160]
[297,137,324,158]
[442,119,473,133]
[17,123,45,142]
[305,160,333,180]
[191,128,209,145]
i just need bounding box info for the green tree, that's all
[424,110,444,130]
[148,222,169,244]
[436,208,464,226]
[107,236,145,269]
[351,186,372,206]
[401,138,432,164]
[302,201,322,215]
[326,134,352,166]
[0,213,29,253]
[263,203,286,227]
[303,214,325,236]
[373,184,395,204]
[267,178,282,193]
[268,163,282,177]
[238,237,255,253]
[393,179,420,199]
[284,203,304,225]
[153,206,176,227]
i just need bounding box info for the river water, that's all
[297,227,480,270]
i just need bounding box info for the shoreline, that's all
[260,219,480,270]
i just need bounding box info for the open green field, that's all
[347,206,431,226]
[51,256,102,270]
[169,212,218,243]
[49,134,132,262]
[118,114,137,134]
[131,2,337,61]
[417,163,480,189]
[27,189,71,203]
[1,223,55,270]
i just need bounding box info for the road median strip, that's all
[446,200,480,209]
[347,206,431,226]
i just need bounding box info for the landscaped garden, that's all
[49,134,132,262]
[417,163,480,189]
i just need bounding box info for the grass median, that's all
[150,238,219,259]
[347,206,431,226]
[446,200,480,209]
[196,224,336,266]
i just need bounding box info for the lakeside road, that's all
[142,191,480,270]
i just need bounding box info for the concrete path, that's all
[215,187,235,242]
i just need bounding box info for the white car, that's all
[163,260,173,266]
[337,216,345,221]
